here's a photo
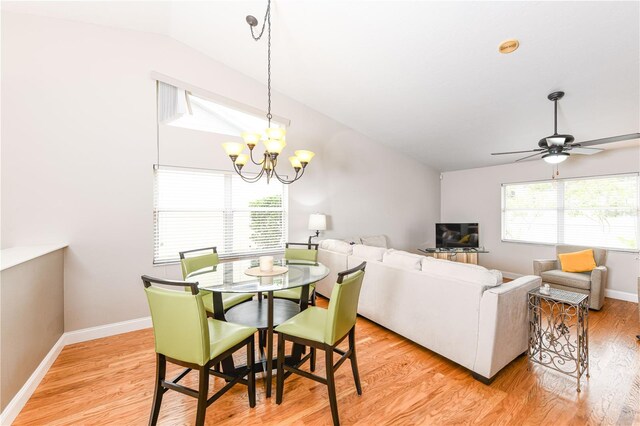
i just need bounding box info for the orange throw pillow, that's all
[559,249,597,273]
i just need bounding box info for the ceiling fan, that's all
[492,91,640,164]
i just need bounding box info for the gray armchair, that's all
[533,245,608,310]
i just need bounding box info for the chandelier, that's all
[222,0,315,184]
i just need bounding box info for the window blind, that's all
[153,166,288,264]
[502,173,639,250]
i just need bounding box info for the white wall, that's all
[1,12,440,331]
[441,145,640,298]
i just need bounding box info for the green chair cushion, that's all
[200,290,254,313]
[274,306,327,343]
[181,253,220,278]
[208,318,257,360]
[285,248,318,262]
[272,284,315,302]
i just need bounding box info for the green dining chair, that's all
[141,275,256,426]
[180,247,254,315]
[275,262,366,426]
[273,242,319,305]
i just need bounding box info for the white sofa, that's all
[316,239,541,383]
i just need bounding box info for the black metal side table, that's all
[528,287,590,392]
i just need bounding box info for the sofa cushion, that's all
[421,257,502,287]
[343,236,362,245]
[352,244,387,261]
[318,239,353,255]
[541,270,591,290]
[360,235,388,248]
[382,249,425,270]
[558,249,596,273]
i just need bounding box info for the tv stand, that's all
[418,247,489,265]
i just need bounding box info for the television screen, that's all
[435,223,479,248]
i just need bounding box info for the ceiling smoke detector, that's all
[499,39,519,54]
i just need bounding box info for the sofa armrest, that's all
[473,275,541,380]
[589,266,607,310]
[533,259,557,276]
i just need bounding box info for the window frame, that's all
[501,172,640,253]
[152,165,289,265]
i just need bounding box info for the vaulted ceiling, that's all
[3,1,639,171]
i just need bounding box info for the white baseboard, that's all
[63,316,152,346]
[500,270,638,303]
[0,335,66,426]
[0,316,152,425]
[604,289,639,303]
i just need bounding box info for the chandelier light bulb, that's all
[265,127,286,140]
[235,154,248,166]
[295,150,315,164]
[241,132,261,147]
[222,142,244,157]
[264,139,286,155]
[289,156,302,169]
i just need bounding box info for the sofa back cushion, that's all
[360,235,388,248]
[421,257,502,288]
[352,244,387,261]
[319,239,353,255]
[382,249,425,270]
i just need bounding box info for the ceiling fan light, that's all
[542,152,569,164]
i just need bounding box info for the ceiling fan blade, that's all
[568,147,604,155]
[573,133,640,147]
[491,148,545,155]
[515,152,546,162]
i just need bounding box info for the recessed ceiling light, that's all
[499,39,519,54]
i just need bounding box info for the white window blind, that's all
[153,166,288,264]
[502,173,640,250]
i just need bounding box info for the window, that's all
[153,166,288,264]
[502,173,639,250]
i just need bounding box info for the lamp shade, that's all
[308,213,326,231]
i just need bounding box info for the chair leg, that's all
[195,366,209,426]
[310,347,316,372]
[349,328,362,395]
[311,290,317,306]
[149,353,166,426]
[325,348,340,426]
[276,333,285,404]
[247,337,256,408]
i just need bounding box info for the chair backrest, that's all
[285,242,319,262]
[142,275,210,366]
[179,247,219,279]
[324,262,366,345]
[555,245,607,267]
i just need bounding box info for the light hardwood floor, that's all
[14,297,640,425]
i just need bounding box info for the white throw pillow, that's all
[352,244,387,261]
[361,235,388,248]
[318,239,353,254]
[382,249,425,270]
[421,257,501,287]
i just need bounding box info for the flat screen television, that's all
[435,223,479,248]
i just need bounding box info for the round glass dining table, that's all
[185,258,329,397]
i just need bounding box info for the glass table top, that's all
[185,258,330,293]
